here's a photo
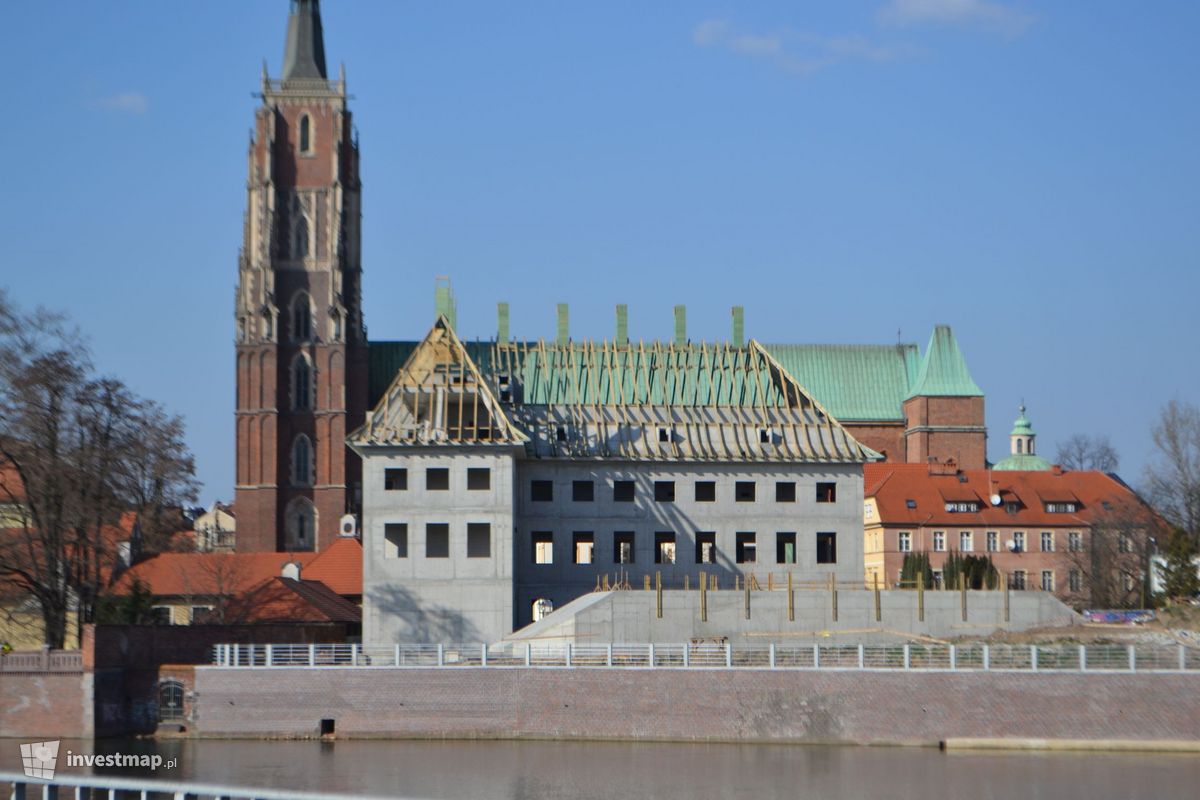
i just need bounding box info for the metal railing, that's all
[2,771,385,800]
[211,642,1200,673]
[0,648,83,673]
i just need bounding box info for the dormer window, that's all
[658,427,671,443]
[1005,502,1020,514]
[1045,502,1077,514]
[905,499,917,509]
[298,113,312,154]
[944,501,979,513]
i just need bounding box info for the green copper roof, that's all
[371,325,979,423]
[764,344,920,422]
[993,453,1052,471]
[904,325,983,399]
[1011,404,1034,436]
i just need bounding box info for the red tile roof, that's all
[231,577,361,624]
[304,537,362,596]
[865,463,1149,528]
[112,551,319,597]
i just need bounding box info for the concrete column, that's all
[437,644,444,667]
[266,644,274,667]
[394,644,401,666]
[1128,645,1136,672]
[481,643,488,667]
[813,644,820,669]
[1079,645,1087,672]
[725,643,732,668]
[308,643,315,667]
[858,644,865,669]
[1031,645,1038,672]
[769,643,776,669]
[903,645,910,669]
[983,644,990,670]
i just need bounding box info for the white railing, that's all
[211,642,1200,673]
[1,770,385,800]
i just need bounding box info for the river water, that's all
[3,738,1197,799]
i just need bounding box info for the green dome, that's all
[993,453,1052,471]
[1010,403,1034,437]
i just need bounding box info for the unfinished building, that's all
[350,315,879,643]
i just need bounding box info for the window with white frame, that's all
[1069,569,1082,592]
[933,531,946,552]
[1011,570,1027,590]
[1041,531,1054,552]
[898,531,912,552]
[1068,531,1082,552]
[960,531,973,552]
[1013,531,1026,552]
[986,531,998,552]
[1041,570,1054,592]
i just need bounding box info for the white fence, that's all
[211,642,1200,672]
[2,770,383,800]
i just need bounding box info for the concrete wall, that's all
[507,587,1077,645]
[193,667,1200,744]
[515,462,864,629]
[362,447,518,644]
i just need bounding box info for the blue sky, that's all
[2,1,1197,501]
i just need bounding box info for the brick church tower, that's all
[234,0,367,552]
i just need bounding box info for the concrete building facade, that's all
[351,318,875,643]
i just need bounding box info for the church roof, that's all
[763,344,920,422]
[905,325,984,399]
[282,0,328,81]
[993,453,1052,471]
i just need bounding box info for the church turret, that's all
[282,0,328,80]
[993,403,1051,471]
[235,1,366,553]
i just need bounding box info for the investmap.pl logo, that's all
[20,740,59,780]
[20,741,176,780]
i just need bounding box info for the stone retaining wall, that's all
[193,667,1199,745]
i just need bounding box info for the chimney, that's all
[674,305,687,346]
[497,302,510,343]
[556,303,569,345]
[615,304,629,345]
[731,306,745,347]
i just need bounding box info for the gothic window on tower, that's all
[291,354,313,411]
[293,215,310,260]
[285,497,317,552]
[298,113,312,154]
[291,293,313,341]
[291,435,314,487]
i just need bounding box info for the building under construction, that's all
[349,303,989,644]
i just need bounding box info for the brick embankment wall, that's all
[0,672,92,739]
[194,668,1200,745]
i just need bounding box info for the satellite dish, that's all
[339,514,358,538]
[990,494,1002,506]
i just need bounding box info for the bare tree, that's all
[174,553,254,625]
[1065,503,1159,609]
[1055,433,1119,473]
[1144,399,1200,547]
[0,291,198,647]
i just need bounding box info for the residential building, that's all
[864,453,1157,607]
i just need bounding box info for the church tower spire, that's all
[282,0,328,81]
[235,1,366,553]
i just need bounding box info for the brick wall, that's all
[0,672,92,739]
[194,668,1199,744]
